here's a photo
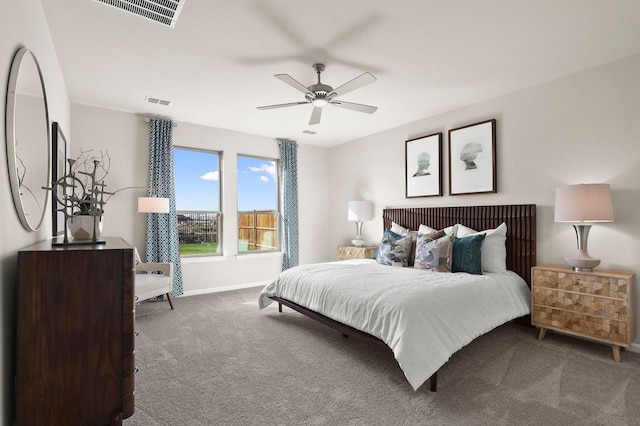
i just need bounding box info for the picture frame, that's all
[51,122,67,236]
[405,132,442,198]
[448,119,496,195]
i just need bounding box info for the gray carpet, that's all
[126,286,640,426]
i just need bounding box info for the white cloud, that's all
[259,176,269,183]
[200,171,219,181]
[248,161,276,181]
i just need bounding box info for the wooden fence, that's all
[238,210,278,251]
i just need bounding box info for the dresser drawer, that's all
[532,287,629,321]
[532,268,631,299]
[532,305,629,345]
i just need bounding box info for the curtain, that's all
[278,139,299,270]
[146,119,183,296]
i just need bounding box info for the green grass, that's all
[179,243,219,256]
[179,242,269,256]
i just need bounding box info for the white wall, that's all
[70,104,149,248]
[0,0,70,423]
[328,54,640,346]
[69,104,332,294]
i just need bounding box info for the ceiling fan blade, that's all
[330,100,378,114]
[257,101,310,110]
[309,107,322,125]
[328,72,376,97]
[275,74,314,97]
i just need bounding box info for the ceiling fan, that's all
[257,63,378,125]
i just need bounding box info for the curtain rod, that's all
[141,114,178,127]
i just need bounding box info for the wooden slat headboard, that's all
[382,204,536,286]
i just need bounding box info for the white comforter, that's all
[258,259,530,391]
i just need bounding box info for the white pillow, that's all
[391,221,409,236]
[453,224,476,238]
[462,222,508,273]
[420,224,460,237]
[418,224,437,234]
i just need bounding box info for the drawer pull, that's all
[134,367,139,374]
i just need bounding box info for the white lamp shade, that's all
[347,200,373,222]
[138,196,170,213]
[555,183,614,223]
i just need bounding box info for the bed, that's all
[259,204,536,392]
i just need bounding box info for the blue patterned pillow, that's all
[414,233,454,272]
[452,234,485,274]
[375,229,412,266]
[372,228,400,259]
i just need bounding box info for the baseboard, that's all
[180,281,270,297]
[629,342,640,354]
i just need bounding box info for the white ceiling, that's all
[40,0,640,148]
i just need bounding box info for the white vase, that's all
[68,215,103,240]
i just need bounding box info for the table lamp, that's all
[138,196,170,213]
[348,200,373,247]
[554,183,613,271]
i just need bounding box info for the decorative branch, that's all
[71,148,111,190]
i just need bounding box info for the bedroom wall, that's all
[0,0,71,423]
[327,54,640,349]
[70,103,331,294]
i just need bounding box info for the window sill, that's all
[180,252,283,263]
[236,251,283,260]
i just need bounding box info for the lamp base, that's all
[565,250,601,272]
[352,239,366,247]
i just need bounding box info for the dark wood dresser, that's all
[16,237,135,425]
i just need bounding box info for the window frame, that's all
[236,153,280,254]
[173,146,223,257]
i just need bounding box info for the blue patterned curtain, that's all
[146,119,183,296]
[278,139,299,270]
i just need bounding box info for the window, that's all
[174,147,221,256]
[237,155,279,253]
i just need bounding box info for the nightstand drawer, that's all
[532,268,631,298]
[337,246,377,261]
[532,287,629,321]
[532,305,629,345]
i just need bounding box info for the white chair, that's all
[134,249,174,310]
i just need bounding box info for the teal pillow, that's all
[375,229,412,266]
[452,234,485,274]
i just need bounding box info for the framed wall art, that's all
[51,122,67,236]
[405,132,442,198]
[448,119,496,195]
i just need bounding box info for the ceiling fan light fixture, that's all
[257,63,377,125]
[311,98,328,107]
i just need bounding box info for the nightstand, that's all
[531,264,636,362]
[337,245,377,261]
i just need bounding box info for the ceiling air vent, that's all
[93,0,185,28]
[302,130,317,135]
[146,96,172,106]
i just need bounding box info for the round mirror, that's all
[5,48,50,231]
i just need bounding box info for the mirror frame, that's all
[5,47,51,231]
[51,121,67,236]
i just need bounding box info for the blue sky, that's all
[174,148,277,212]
